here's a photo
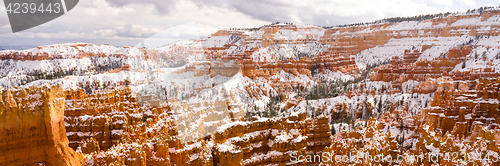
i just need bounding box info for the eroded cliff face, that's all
[67,87,331,166]
[63,86,227,165]
[64,87,152,150]
[69,10,500,165]
[200,10,500,103]
[212,112,330,166]
[421,77,500,138]
[371,45,471,89]
[0,85,82,166]
[1,7,500,166]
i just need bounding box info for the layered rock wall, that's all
[213,113,331,166]
[371,46,470,89]
[423,77,500,138]
[0,85,82,166]
[64,87,152,150]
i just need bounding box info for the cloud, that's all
[226,0,298,23]
[136,21,203,47]
[190,0,223,8]
[91,29,116,37]
[0,3,10,29]
[429,0,455,7]
[115,24,162,38]
[0,0,493,47]
[224,0,449,26]
[0,0,267,46]
[103,0,177,14]
[458,0,476,6]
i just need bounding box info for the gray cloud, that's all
[226,0,295,23]
[115,24,160,38]
[223,0,480,26]
[190,0,223,8]
[0,16,9,28]
[224,0,381,26]
[0,4,10,28]
[0,0,492,47]
[102,0,225,14]
[225,0,369,26]
[104,0,177,14]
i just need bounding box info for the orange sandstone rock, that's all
[0,85,83,166]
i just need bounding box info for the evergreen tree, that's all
[330,125,336,135]
[377,99,382,113]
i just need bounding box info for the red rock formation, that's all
[1,9,500,166]
[213,113,331,166]
[64,87,153,150]
[421,77,500,138]
[371,46,470,90]
[0,85,83,165]
[181,59,240,78]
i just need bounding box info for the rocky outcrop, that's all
[181,59,240,78]
[371,46,470,90]
[73,87,242,166]
[213,112,331,166]
[0,85,82,166]
[422,77,500,138]
[0,43,134,61]
[64,87,153,150]
[2,7,500,166]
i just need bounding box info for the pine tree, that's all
[244,110,252,121]
[331,125,336,135]
[377,98,382,113]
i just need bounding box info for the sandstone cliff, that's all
[1,7,500,166]
[0,85,82,166]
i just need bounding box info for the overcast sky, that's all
[0,0,497,47]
